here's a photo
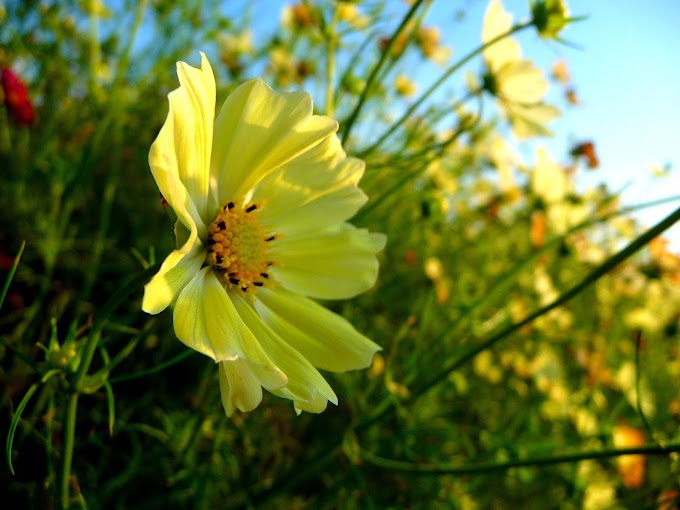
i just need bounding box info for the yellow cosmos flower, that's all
[142,53,385,416]
[481,0,560,138]
[531,147,588,234]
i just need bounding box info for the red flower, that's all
[1,67,35,126]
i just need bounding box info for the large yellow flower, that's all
[142,53,385,416]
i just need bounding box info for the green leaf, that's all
[6,382,39,476]
[0,240,26,313]
[104,382,115,436]
[6,369,62,475]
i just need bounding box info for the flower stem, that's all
[60,394,79,510]
[88,0,102,101]
[414,204,680,400]
[60,264,159,509]
[358,21,532,156]
[360,441,680,475]
[325,9,339,118]
[341,0,426,144]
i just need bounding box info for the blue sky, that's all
[252,0,680,244]
[425,0,680,243]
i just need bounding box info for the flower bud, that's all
[531,0,570,39]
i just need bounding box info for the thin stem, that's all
[358,21,532,157]
[325,8,339,118]
[0,240,26,312]
[635,331,658,444]
[113,0,148,88]
[61,394,79,510]
[60,264,159,508]
[341,0,426,144]
[109,349,194,384]
[413,205,680,400]
[88,0,102,100]
[360,441,680,475]
[354,97,480,223]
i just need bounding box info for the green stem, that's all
[354,100,479,223]
[108,349,194,384]
[360,441,680,475]
[60,394,79,510]
[413,205,680,400]
[325,9,338,118]
[88,0,102,101]
[0,240,26,312]
[60,264,159,509]
[341,0,426,144]
[113,0,148,88]
[358,21,532,156]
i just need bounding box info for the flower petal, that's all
[271,224,386,300]
[211,79,338,200]
[255,287,381,373]
[141,236,205,315]
[231,292,338,407]
[150,53,214,228]
[499,60,548,105]
[254,136,368,235]
[173,268,287,392]
[218,360,263,416]
[482,0,521,71]
[505,102,560,139]
[293,393,328,416]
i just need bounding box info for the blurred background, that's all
[1,1,679,509]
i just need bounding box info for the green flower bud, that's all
[531,0,570,39]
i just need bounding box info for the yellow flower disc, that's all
[206,200,274,293]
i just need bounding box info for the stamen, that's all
[206,199,277,293]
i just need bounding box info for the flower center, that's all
[206,200,276,293]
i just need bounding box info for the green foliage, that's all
[1,1,679,509]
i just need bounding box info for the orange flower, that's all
[612,424,646,488]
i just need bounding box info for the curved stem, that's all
[341,0,426,144]
[413,205,680,400]
[360,441,680,475]
[358,21,532,157]
[60,264,159,509]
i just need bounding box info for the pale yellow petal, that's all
[506,102,560,139]
[149,53,215,229]
[255,287,381,372]
[272,224,386,300]
[498,60,548,104]
[141,237,205,315]
[218,360,263,416]
[205,273,287,388]
[231,292,338,406]
[211,79,338,200]
[293,393,328,415]
[482,0,521,71]
[173,267,287,395]
[255,148,368,235]
[532,146,568,203]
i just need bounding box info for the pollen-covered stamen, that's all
[206,200,277,292]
